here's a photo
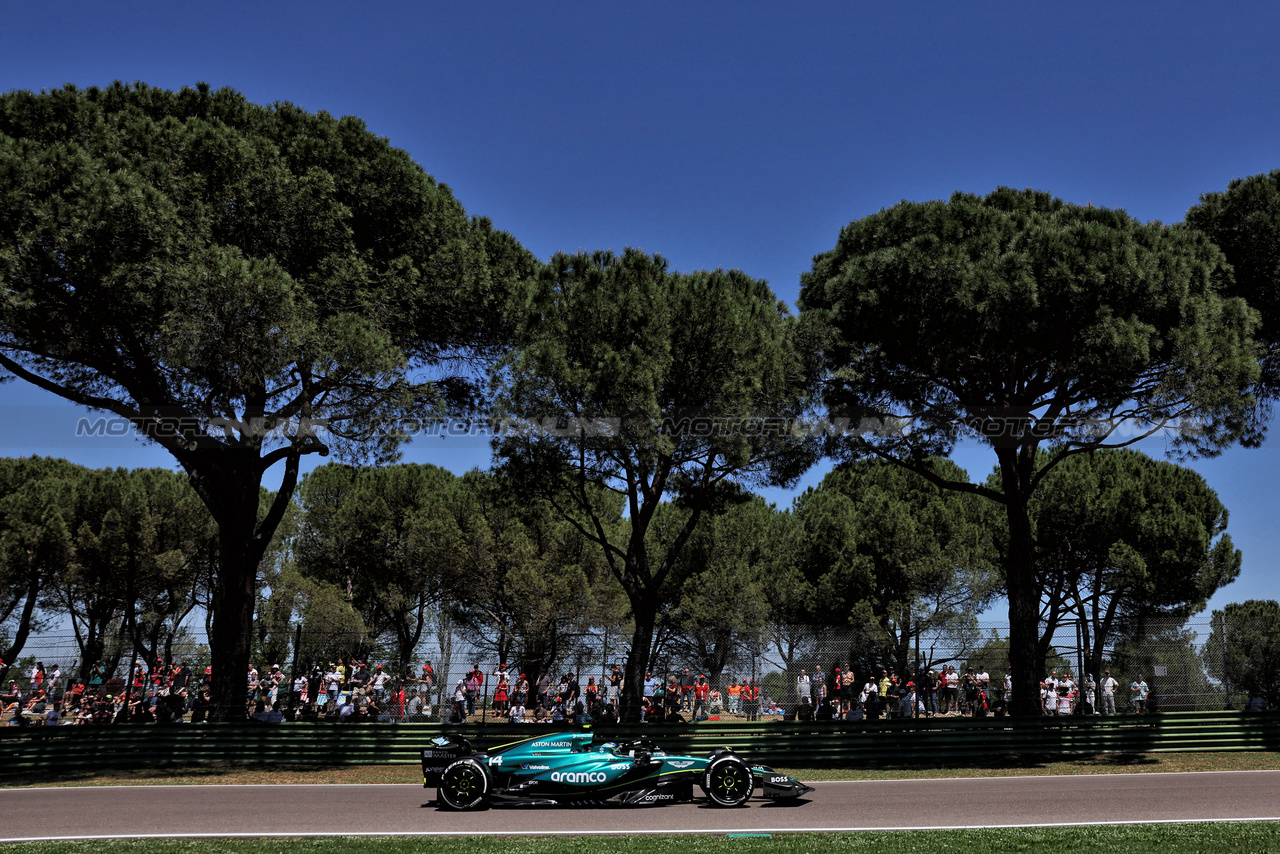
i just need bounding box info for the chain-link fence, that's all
[4,609,1266,726]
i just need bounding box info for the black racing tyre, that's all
[702,754,752,807]
[437,757,491,810]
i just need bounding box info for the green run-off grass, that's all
[8,825,1280,854]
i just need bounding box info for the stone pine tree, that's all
[0,457,78,682]
[51,466,216,680]
[663,497,779,689]
[1205,600,1280,708]
[799,188,1260,715]
[1186,169,1280,427]
[444,470,625,697]
[792,458,1003,675]
[0,83,534,717]
[492,248,815,721]
[1030,449,1240,684]
[292,463,461,671]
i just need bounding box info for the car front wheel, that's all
[702,754,752,807]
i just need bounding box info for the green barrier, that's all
[3,710,1278,774]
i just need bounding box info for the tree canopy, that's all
[799,187,1260,714]
[0,82,534,716]
[1186,170,1280,425]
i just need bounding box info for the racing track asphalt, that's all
[3,771,1279,841]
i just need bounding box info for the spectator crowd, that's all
[3,654,1244,727]
[0,656,444,726]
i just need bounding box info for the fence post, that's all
[289,624,302,710]
[1221,611,1233,711]
[1075,620,1084,695]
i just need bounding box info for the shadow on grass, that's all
[800,752,1164,775]
[1073,753,1162,768]
[4,761,383,788]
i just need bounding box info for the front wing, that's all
[756,767,815,799]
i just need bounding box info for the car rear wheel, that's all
[702,754,752,807]
[437,757,491,810]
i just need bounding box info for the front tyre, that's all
[437,757,491,810]
[702,754,752,807]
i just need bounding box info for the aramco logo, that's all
[550,771,607,783]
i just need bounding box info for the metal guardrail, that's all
[3,711,1278,774]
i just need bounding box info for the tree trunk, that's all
[80,627,106,683]
[0,570,41,683]
[206,470,267,722]
[621,593,659,723]
[997,447,1041,717]
[103,617,129,682]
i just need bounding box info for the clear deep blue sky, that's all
[3,2,1279,617]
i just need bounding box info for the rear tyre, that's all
[702,754,752,807]
[437,757,491,810]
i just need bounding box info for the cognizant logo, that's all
[550,771,607,783]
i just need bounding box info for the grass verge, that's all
[6,825,1280,853]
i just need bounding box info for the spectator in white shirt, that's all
[324,665,341,711]
[370,665,389,702]
[1100,669,1118,715]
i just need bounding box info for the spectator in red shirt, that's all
[419,661,434,692]
[693,675,711,719]
[464,663,484,716]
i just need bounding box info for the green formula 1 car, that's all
[421,729,814,809]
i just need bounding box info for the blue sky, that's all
[3,1,1279,616]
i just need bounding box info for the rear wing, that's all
[421,735,474,788]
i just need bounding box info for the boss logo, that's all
[769,775,789,784]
